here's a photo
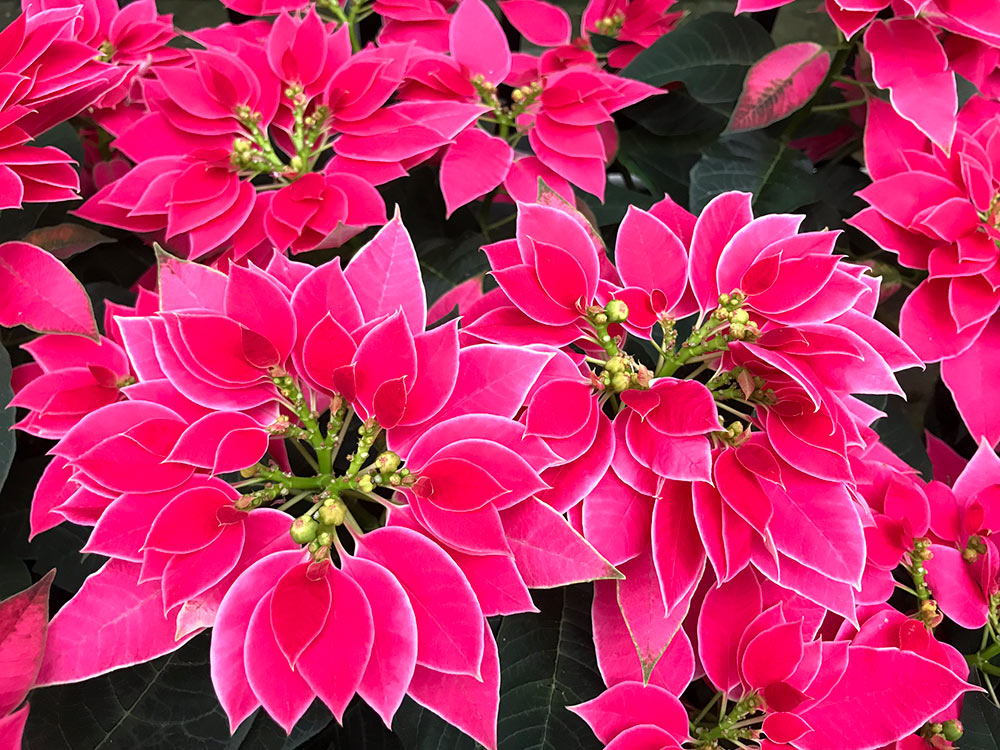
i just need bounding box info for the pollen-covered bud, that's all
[375,451,401,473]
[290,515,319,544]
[729,322,746,339]
[963,547,979,563]
[604,356,627,374]
[610,372,630,392]
[511,88,525,103]
[731,309,750,325]
[318,499,347,526]
[604,299,629,323]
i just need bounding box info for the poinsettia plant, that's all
[2,0,1000,748]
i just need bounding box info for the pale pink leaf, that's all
[0,571,53,714]
[0,242,98,338]
[728,43,831,133]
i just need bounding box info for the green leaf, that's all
[23,223,115,261]
[24,633,232,750]
[395,584,604,750]
[589,34,619,55]
[622,12,774,106]
[581,183,654,227]
[230,702,335,750]
[957,73,981,109]
[0,345,13,494]
[617,128,698,204]
[874,396,933,481]
[0,553,31,600]
[416,232,493,306]
[961,669,1000,749]
[688,132,817,214]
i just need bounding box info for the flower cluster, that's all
[15,175,992,747]
[456,191,977,748]
[7,0,1000,747]
[19,217,625,745]
[850,96,1000,447]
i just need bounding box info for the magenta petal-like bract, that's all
[36,560,198,686]
[341,555,418,727]
[795,646,972,749]
[344,212,426,334]
[357,526,485,676]
[406,621,501,750]
[211,550,304,732]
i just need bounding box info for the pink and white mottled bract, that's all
[850,96,1000,446]
[21,212,618,746]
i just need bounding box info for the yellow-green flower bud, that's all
[605,356,627,374]
[318,500,347,526]
[604,299,629,323]
[375,451,401,473]
[290,516,319,544]
[942,719,963,741]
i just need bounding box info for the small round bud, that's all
[316,531,332,547]
[375,451,402,473]
[718,293,730,305]
[593,312,608,325]
[240,464,261,478]
[511,89,525,102]
[604,299,629,323]
[289,155,306,173]
[942,720,963,741]
[358,475,375,493]
[290,516,319,544]
[729,322,746,339]
[963,547,980,563]
[610,372,630,392]
[732,309,750,324]
[605,356,627,374]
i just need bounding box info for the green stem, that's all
[346,424,381,477]
[289,439,320,472]
[277,490,314,512]
[692,693,721,725]
[812,99,867,112]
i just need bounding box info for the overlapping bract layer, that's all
[851,97,1000,447]
[457,191,976,749]
[19,211,624,747]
